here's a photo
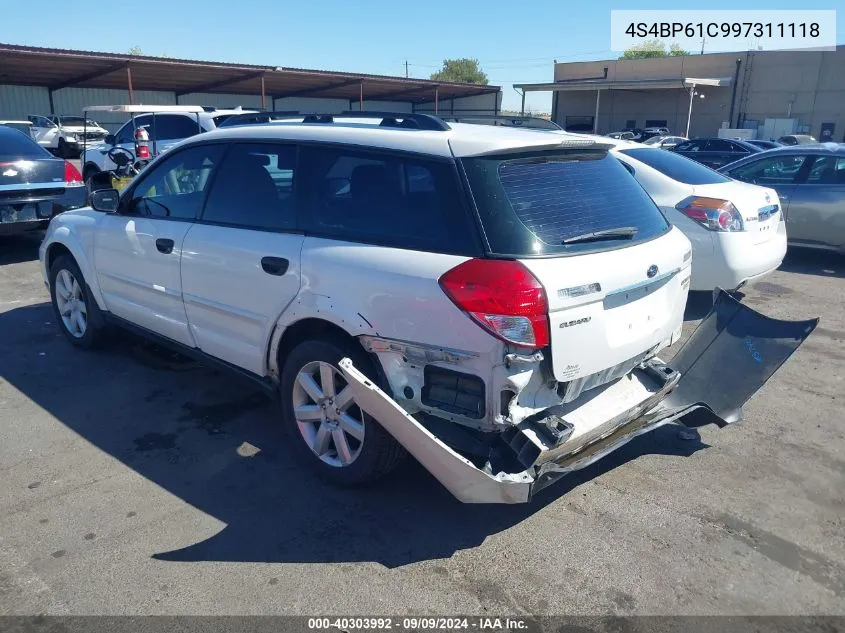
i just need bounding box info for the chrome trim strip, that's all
[0,182,67,193]
[605,267,680,297]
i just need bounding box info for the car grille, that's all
[79,132,106,141]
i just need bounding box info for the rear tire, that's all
[49,254,108,350]
[280,338,405,487]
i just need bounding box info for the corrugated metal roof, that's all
[0,43,500,104]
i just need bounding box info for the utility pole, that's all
[405,60,409,78]
[700,35,705,54]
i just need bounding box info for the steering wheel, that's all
[107,146,135,168]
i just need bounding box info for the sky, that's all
[1,0,842,112]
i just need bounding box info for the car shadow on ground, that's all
[0,233,43,265]
[1,302,710,568]
[778,248,845,280]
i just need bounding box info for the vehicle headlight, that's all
[64,134,77,142]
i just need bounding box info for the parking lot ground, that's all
[1,233,844,615]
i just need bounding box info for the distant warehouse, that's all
[516,46,844,141]
[0,43,501,130]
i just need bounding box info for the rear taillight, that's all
[676,196,743,232]
[64,161,83,186]
[438,259,549,349]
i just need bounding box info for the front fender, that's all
[42,217,106,311]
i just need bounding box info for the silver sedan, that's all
[719,144,845,253]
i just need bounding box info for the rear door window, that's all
[149,115,202,141]
[804,156,845,184]
[461,149,669,256]
[675,140,705,152]
[704,139,735,153]
[297,146,477,254]
[726,155,808,185]
[202,143,297,231]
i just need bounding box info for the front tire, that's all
[280,338,405,486]
[49,255,107,349]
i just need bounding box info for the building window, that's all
[645,119,667,128]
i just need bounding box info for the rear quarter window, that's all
[0,127,53,160]
[619,148,731,185]
[462,149,670,257]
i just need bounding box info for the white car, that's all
[38,112,815,503]
[606,139,788,291]
[80,106,256,183]
[27,115,109,158]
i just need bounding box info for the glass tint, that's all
[202,143,297,230]
[298,146,475,254]
[462,149,669,256]
[130,144,224,219]
[620,148,731,185]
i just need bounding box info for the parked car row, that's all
[0,125,86,236]
[37,111,817,503]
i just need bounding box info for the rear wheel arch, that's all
[272,318,389,394]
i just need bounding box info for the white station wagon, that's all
[39,112,816,503]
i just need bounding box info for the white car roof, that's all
[199,121,600,158]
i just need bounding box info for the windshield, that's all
[59,117,101,127]
[642,136,664,145]
[461,149,669,257]
[619,148,732,185]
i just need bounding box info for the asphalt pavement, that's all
[0,233,843,615]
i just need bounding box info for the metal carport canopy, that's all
[513,76,732,132]
[0,43,500,109]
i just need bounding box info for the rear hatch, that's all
[693,181,781,244]
[460,146,692,385]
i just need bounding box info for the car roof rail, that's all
[219,110,451,131]
[440,114,562,130]
[337,111,451,131]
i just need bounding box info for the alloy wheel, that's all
[54,269,87,338]
[292,360,365,467]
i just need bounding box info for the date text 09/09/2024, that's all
[625,22,820,39]
[307,617,529,631]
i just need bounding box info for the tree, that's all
[128,46,143,56]
[619,40,690,59]
[430,58,488,85]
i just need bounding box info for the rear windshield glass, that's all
[462,149,669,257]
[619,148,731,185]
[0,127,52,160]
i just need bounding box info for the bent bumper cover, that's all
[340,289,818,503]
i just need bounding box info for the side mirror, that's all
[90,188,120,213]
[105,134,116,146]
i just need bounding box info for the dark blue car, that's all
[670,137,762,169]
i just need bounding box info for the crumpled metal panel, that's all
[663,288,819,424]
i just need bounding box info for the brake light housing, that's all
[64,161,83,186]
[676,196,743,232]
[438,259,550,349]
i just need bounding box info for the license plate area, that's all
[602,272,676,344]
[0,201,52,223]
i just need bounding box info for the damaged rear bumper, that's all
[339,289,818,504]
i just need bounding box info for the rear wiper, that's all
[561,227,638,245]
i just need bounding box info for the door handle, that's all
[261,256,289,276]
[155,238,175,254]
[779,194,789,201]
